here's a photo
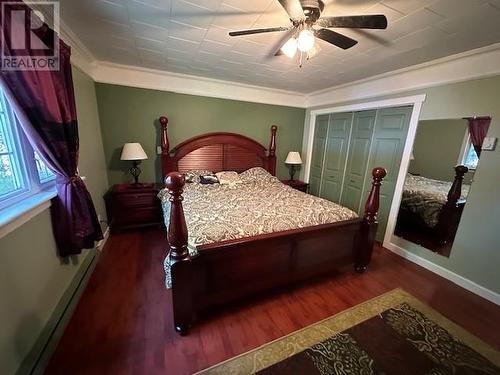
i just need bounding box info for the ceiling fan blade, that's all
[229,26,289,37]
[314,29,358,50]
[317,15,388,29]
[277,0,306,22]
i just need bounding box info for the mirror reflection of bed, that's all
[394,117,491,257]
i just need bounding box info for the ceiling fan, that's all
[228,0,387,63]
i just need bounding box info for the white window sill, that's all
[0,190,57,239]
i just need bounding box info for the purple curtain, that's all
[466,117,491,157]
[0,1,102,256]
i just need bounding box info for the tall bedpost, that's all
[435,165,468,244]
[447,165,468,205]
[268,125,277,176]
[160,116,169,154]
[165,172,192,335]
[355,167,387,273]
[165,172,188,262]
[160,116,179,176]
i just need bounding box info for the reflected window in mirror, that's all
[458,132,479,170]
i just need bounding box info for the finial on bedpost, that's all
[364,167,387,224]
[355,167,386,274]
[268,125,277,176]
[165,172,189,263]
[160,116,169,154]
[447,165,468,205]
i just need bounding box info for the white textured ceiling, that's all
[60,0,500,93]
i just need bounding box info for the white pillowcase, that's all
[215,171,242,185]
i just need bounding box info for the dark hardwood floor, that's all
[45,228,500,375]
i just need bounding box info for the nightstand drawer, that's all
[114,207,162,226]
[105,183,164,232]
[114,193,158,208]
[281,179,309,193]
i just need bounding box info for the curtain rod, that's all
[462,116,491,120]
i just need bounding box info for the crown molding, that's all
[306,42,500,108]
[59,17,97,76]
[28,2,97,76]
[91,61,307,108]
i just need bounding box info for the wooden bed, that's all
[395,165,469,248]
[159,116,387,335]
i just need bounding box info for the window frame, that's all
[0,89,56,212]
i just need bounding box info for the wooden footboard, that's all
[164,168,386,335]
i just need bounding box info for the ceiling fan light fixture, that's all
[297,29,315,52]
[307,42,321,59]
[281,37,298,58]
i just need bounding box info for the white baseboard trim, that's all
[384,241,500,306]
[96,226,110,251]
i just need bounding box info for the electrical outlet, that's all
[482,137,497,151]
[157,146,162,155]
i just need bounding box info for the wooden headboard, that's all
[159,116,278,180]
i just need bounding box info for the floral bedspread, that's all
[401,174,470,228]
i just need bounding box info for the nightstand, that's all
[105,183,163,232]
[281,179,309,193]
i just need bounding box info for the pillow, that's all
[215,171,242,185]
[239,167,277,184]
[199,175,219,185]
[184,170,214,183]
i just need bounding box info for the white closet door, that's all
[362,106,413,240]
[309,114,329,196]
[319,112,352,202]
[340,110,377,212]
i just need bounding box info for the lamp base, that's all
[288,165,297,180]
[129,161,142,184]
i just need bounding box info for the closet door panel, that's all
[319,113,352,202]
[341,110,376,212]
[309,115,329,196]
[363,106,413,240]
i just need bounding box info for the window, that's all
[34,151,56,184]
[458,131,479,170]
[0,87,55,211]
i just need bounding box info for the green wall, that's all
[0,67,108,375]
[95,84,306,185]
[306,74,500,294]
[409,119,475,183]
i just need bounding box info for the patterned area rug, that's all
[196,289,500,374]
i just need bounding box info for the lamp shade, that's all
[120,143,148,161]
[285,151,302,165]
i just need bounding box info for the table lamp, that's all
[285,151,302,180]
[121,143,148,185]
